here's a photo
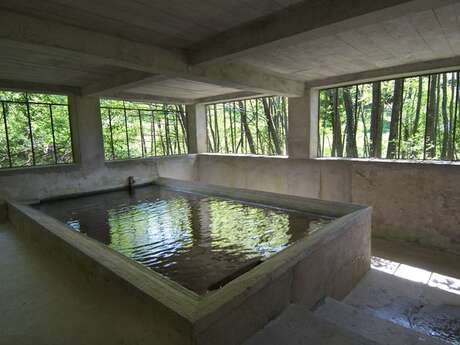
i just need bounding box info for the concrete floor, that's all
[0,221,169,345]
[351,238,460,344]
[1,221,460,345]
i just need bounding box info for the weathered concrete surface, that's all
[345,269,460,345]
[186,103,207,154]
[0,156,197,202]
[0,200,6,222]
[292,206,371,305]
[351,161,460,254]
[373,238,460,280]
[315,298,447,345]
[243,304,379,345]
[0,222,193,345]
[196,155,460,255]
[287,90,319,159]
[7,177,370,345]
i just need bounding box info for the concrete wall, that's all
[0,156,197,202]
[196,154,460,255]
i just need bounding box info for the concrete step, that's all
[243,303,380,345]
[315,297,448,345]
[344,269,460,344]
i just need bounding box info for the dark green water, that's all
[35,185,333,295]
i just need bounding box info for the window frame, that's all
[316,69,460,162]
[205,96,289,156]
[99,100,189,161]
[0,89,75,170]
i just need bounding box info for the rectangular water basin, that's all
[6,178,371,345]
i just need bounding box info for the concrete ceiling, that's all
[1,0,460,102]
[0,0,304,48]
[231,3,460,84]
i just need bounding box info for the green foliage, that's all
[100,99,188,160]
[0,91,73,169]
[206,96,288,156]
[319,72,460,161]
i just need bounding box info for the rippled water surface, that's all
[35,185,334,294]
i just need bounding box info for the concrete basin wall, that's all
[5,178,371,345]
[193,207,371,345]
[7,201,197,345]
[196,154,460,255]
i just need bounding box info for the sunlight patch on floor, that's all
[371,256,460,295]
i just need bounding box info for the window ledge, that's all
[197,153,288,159]
[313,157,460,167]
[104,154,192,166]
[0,163,78,176]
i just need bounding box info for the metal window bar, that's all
[138,109,146,157]
[453,72,459,159]
[397,80,405,159]
[48,104,58,164]
[108,108,115,160]
[318,69,460,161]
[123,105,130,158]
[102,103,188,158]
[423,75,432,160]
[1,102,12,167]
[0,94,72,169]
[25,95,36,166]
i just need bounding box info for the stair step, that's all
[315,297,448,345]
[243,304,379,345]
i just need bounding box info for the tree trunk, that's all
[425,75,438,159]
[262,98,282,155]
[387,79,404,159]
[343,87,357,157]
[448,73,456,160]
[441,73,449,160]
[238,101,256,154]
[223,106,229,153]
[207,107,216,152]
[412,77,423,136]
[370,82,383,158]
[331,89,343,157]
[213,104,220,152]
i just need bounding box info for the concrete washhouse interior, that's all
[1,0,460,344]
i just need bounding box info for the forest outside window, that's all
[206,96,288,156]
[100,99,188,160]
[0,90,73,169]
[318,71,460,161]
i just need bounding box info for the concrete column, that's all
[186,103,207,154]
[70,95,105,172]
[288,89,318,159]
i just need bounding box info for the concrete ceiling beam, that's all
[0,10,304,97]
[106,92,195,105]
[0,79,80,95]
[188,0,456,65]
[81,71,169,97]
[308,56,460,89]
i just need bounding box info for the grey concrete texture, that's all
[315,298,448,345]
[195,154,460,255]
[0,201,6,222]
[0,222,193,345]
[345,270,460,345]
[243,304,380,345]
[5,177,371,345]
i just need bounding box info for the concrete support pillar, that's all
[186,103,207,154]
[70,95,105,172]
[288,89,318,159]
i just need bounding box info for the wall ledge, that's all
[0,163,79,177]
[314,157,460,167]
